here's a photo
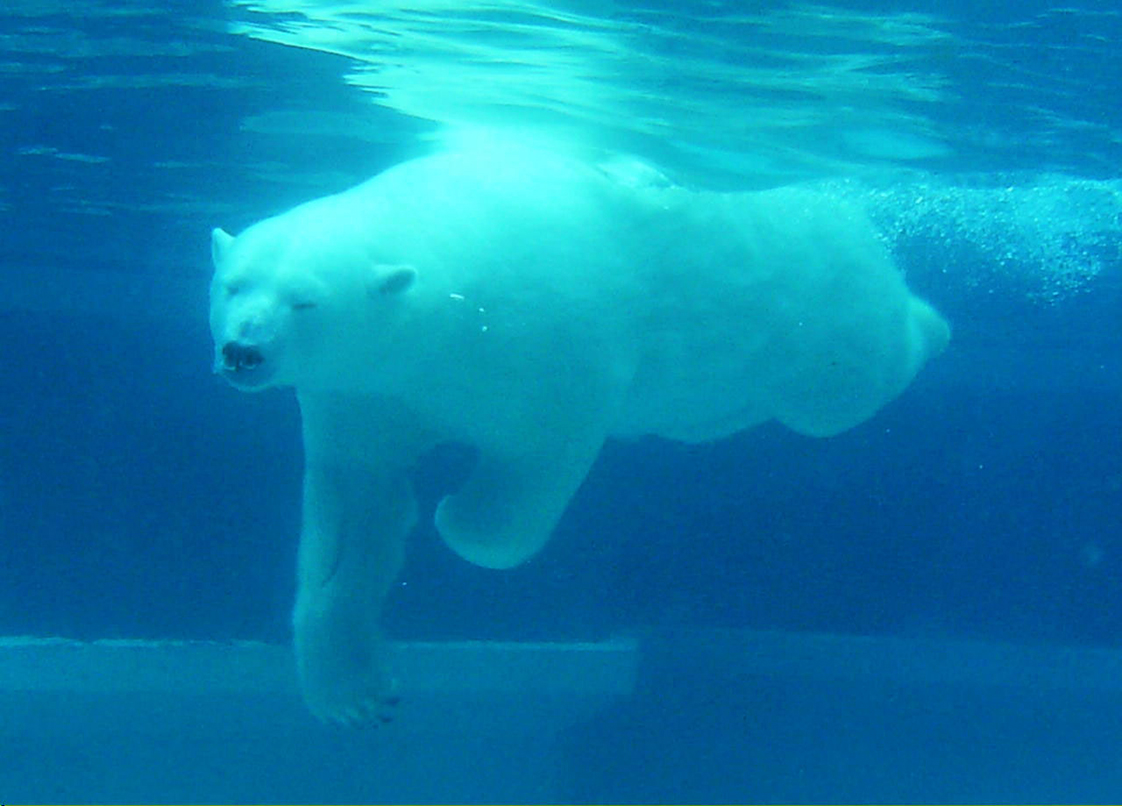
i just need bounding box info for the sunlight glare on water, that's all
[228,0,955,186]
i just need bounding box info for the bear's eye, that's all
[292,301,318,311]
[224,282,243,297]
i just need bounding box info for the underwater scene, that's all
[1,0,1121,803]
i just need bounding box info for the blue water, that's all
[0,0,1120,802]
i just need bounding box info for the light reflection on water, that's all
[227,1,1122,189]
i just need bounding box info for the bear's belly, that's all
[613,333,774,444]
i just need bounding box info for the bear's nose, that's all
[221,341,265,373]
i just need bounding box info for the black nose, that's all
[221,342,264,372]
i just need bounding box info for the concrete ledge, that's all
[568,629,1122,804]
[6,632,1122,803]
[0,636,638,698]
[0,638,638,804]
[648,628,1122,692]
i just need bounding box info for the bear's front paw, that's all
[293,599,400,726]
[302,666,400,727]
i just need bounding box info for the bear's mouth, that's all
[221,341,265,372]
[216,341,275,389]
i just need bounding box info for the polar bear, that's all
[209,141,948,723]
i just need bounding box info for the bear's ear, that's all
[367,263,417,298]
[211,228,235,267]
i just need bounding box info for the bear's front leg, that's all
[294,460,415,724]
[293,393,424,725]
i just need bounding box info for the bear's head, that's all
[209,204,417,393]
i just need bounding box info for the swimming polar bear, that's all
[209,142,949,723]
